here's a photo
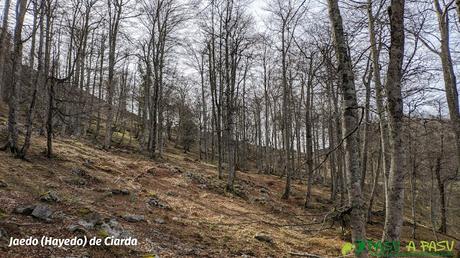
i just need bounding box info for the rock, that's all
[0,180,7,188]
[78,212,102,229]
[31,204,53,221]
[67,224,88,235]
[154,218,165,224]
[0,227,7,239]
[13,205,36,215]
[254,196,268,204]
[260,188,269,194]
[100,219,131,239]
[147,198,170,209]
[184,172,207,184]
[71,168,88,177]
[78,220,94,230]
[40,191,60,203]
[51,211,66,220]
[111,189,130,195]
[0,222,20,240]
[157,163,182,174]
[122,214,145,223]
[83,159,94,167]
[254,232,273,243]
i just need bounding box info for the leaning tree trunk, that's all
[19,2,46,159]
[367,150,382,222]
[327,0,367,252]
[383,0,406,244]
[433,0,460,173]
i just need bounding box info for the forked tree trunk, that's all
[5,0,28,155]
[19,1,46,159]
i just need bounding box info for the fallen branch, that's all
[289,251,323,257]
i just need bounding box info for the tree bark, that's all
[433,0,460,173]
[456,0,460,23]
[304,58,314,207]
[327,0,367,251]
[435,135,447,234]
[367,0,391,209]
[0,0,11,101]
[19,1,47,159]
[5,0,28,155]
[104,0,123,150]
[383,0,406,244]
[281,22,294,200]
[367,149,382,222]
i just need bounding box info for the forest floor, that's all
[0,110,459,257]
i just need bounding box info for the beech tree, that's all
[382,0,406,243]
[327,0,367,252]
[0,0,459,250]
[2,0,28,155]
[0,0,11,101]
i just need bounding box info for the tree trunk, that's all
[0,0,11,101]
[327,0,367,251]
[304,59,314,207]
[433,0,460,173]
[456,0,460,23]
[367,0,391,210]
[19,1,47,159]
[104,0,123,150]
[360,60,372,189]
[383,0,406,244]
[435,135,447,234]
[367,150,382,222]
[5,0,28,155]
[281,23,294,200]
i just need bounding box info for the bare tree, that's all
[382,0,406,243]
[104,0,128,149]
[432,0,460,172]
[327,0,367,252]
[0,0,11,101]
[2,0,28,155]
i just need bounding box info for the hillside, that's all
[0,111,458,257]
